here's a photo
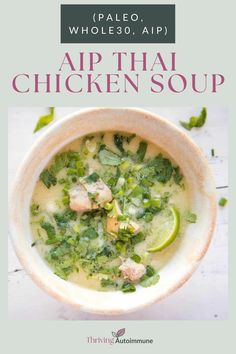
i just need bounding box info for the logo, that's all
[112,328,126,338]
[87,328,154,345]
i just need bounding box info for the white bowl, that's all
[9,108,217,315]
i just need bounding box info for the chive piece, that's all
[115,241,127,254]
[113,133,136,153]
[126,134,136,143]
[34,107,55,133]
[219,197,228,207]
[136,141,147,162]
[145,265,155,277]
[131,254,141,263]
[121,282,136,293]
[173,166,183,185]
[113,134,125,153]
[131,232,145,245]
[41,222,56,239]
[180,107,207,131]
[211,149,215,157]
[39,169,57,189]
[100,278,115,288]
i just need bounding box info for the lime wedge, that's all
[147,207,180,252]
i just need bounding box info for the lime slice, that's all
[147,207,180,252]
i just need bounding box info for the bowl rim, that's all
[9,107,217,315]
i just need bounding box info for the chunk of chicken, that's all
[69,178,112,212]
[107,200,141,236]
[81,179,112,207]
[69,184,94,212]
[107,217,121,235]
[119,258,146,282]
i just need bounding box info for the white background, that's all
[8,107,228,320]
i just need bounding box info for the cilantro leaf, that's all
[85,172,100,183]
[41,222,56,240]
[145,265,155,277]
[149,154,173,183]
[98,148,121,166]
[131,232,145,245]
[54,208,77,228]
[81,227,98,239]
[140,273,160,288]
[51,151,84,176]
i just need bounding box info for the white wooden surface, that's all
[8,107,228,320]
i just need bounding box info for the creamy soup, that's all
[30,132,194,292]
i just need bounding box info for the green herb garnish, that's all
[180,107,207,131]
[34,107,55,133]
[85,172,100,183]
[30,202,40,216]
[41,222,57,244]
[39,169,57,189]
[115,241,127,254]
[49,151,85,178]
[113,133,136,153]
[98,148,121,166]
[145,265,155,277]
[136,141,147,162]
[131,254,141,263]
[173,166,183,185]
[114,134,125,153]
[81,227,98,239]
[54,208,77,228]
[185,211,197,223]
[219,197,228,207]
[148,154,173,183]
[100,278,116,288]
[140,273,160,288]
[121,282,136,293]
[131,232,145,245]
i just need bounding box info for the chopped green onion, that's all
[185,211,197,223]
[219,197,228,207]
[180,107,207,131]
[34,107,55,133]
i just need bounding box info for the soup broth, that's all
[30,132,193,292]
